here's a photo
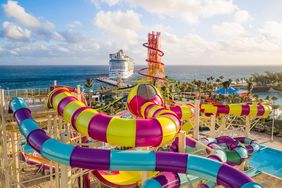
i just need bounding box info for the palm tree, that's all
[247,80,254,95]
[265,96,270,101]
[222,80,232,104]
[265,71,276,85]
[84,78,93,102]
[271,96,278,102]
[226,94,233,103]
[277,72,282,84]
[222,80,231,94]
[99,85,107,102]
[85,78,93,89]
[215,78,221,84]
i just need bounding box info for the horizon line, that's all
[0,64,281,66]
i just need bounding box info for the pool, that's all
[249,146,282,178]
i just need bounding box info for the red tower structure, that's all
[138,31,165,86]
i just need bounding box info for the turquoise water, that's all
[249,146,282,178]
[0,65,281,104]
[0,65,108,90]
[0,65,281,89]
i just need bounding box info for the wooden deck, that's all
[253,173,282,188]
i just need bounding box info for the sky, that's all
[0,0,282,66]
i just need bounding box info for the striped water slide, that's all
[234,137,260,155]
[201,103,271,117]
[170,135,259,165]
[47,87,193,147]
[170,136,227,163]
[10,96,263,188]
[144,136,258,188]
[47,86,191,187]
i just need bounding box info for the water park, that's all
[0,32,281,188]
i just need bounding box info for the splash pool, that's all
[249,146,282,178]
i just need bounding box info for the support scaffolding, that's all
[0,83,271,188]
[0,86,102,188]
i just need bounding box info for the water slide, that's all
[171,136,259,166]
[50,85,88,105]
[20,143,56,171]
[201,103,271,117]
[48,87,181,147]
[165,98,271,118]
[170,136,227,162]
[10,86,262,188]
[46,85,193,187]
[47,85,194,147]
[10,98,261,188]
[235,137,260,155]
[144,135,260,188]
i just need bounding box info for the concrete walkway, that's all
[250,131,282,150]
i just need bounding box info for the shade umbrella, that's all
[214,87,238,95]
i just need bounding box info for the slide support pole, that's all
[0,89,10,188]
[245,116,250,137]
[76,85,82,101]
[193,100,200,138]
[60,132,71,188]
[210,115,216,138]
[219,116,226,136]
[271,105,275,141]
[12,132,20,188]
[178,131,186,153]
[54,116,60,188]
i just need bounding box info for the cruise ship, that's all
[109,49,134,80]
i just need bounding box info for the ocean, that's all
[0,65,281,104]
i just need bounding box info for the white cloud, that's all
[3,0,54,30]
[162,33,218,58]
[200,0,237,17]
[90,0,120,8]
[258,21,282,40]
[162,32,179,44]
[67,21,82,29]
[233,10,251,23]
[9,50,18,56]
[212,22,247,38]
[95,10,141,44]
[147,21,282,66]
[128,0,237,23]
[103,0,120,6]
[1,21,31,41]
[2,0,282,66]
[1,1,60,43]
[59,30,86,43]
